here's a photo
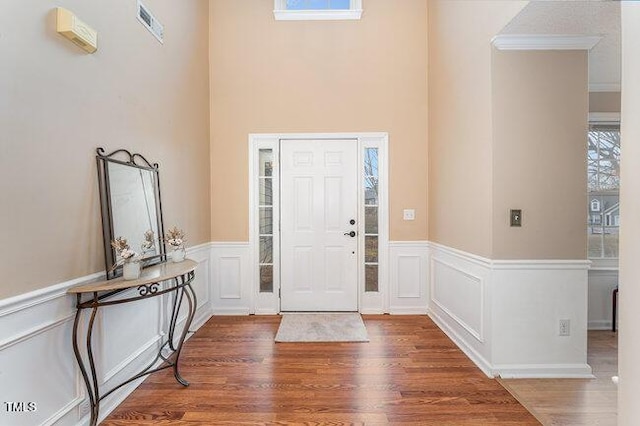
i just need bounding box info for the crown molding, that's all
[492,34,603,51]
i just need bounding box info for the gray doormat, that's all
[275,313,369,343]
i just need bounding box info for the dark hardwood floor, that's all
[103,315,539,425]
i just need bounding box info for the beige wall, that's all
[619,4,640,423]
[492,50,588,259]
[0,0,210,299]
[589,91,621,113]
[427,0,527,258]
[209,0,428,242]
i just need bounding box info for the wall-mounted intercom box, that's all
[56,7,98,53]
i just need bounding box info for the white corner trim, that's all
[589,83,622,93]
[589,112,621,124]
[492,34,602,51]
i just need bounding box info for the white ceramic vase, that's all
[123,261,141,280]
[171,247,186,263]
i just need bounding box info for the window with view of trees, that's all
[364,148,379,292]
[588,124,621,259]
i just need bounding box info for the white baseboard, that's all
[497,364,594,379]
[588,320,614,331]
[0,243,213,426]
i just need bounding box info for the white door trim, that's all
[248,132,389,314]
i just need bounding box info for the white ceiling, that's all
[500,0,621,91]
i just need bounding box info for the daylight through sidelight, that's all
[364,147,379,292]
[259,149,274,292]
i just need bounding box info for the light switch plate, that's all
[510,209,522,227]
[403,209,415,221]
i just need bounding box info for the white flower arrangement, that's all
[165,226,186,250]
[141,229,156,252]
[111,237,140,264]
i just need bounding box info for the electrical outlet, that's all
[79,399,90,417]
[559,319,570,336]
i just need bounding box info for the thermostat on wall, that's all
[56,7,98,53]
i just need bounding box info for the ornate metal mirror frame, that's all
[96,147,166,279]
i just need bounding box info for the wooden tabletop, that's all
[67,259,198,294]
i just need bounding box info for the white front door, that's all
[280,139,358,311]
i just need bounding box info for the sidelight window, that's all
[364,147,379,292]
[259,149,274,292]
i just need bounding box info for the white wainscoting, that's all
[0,243,213,426]
[210,242,252,315]
[428,242,593,379]
[428,243,493,376]
[491,260,592,378]
[588,269,619,330]
[388,242,429,314]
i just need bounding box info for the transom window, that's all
[587,123,621,259]
[274,0,362,20]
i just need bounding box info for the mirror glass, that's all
[96,148,165,279]
[108,162,160,258]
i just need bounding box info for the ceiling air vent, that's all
[137,0,164,44]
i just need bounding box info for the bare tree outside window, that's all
[364,148,379,291]
[588,125,620,258]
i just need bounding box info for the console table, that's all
[68,259,198,426]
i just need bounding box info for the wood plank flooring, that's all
[103,315,539,425]
[499,331,618,425]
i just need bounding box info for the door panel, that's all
[280,139,358,311]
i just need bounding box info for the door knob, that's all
[344,231,357,237]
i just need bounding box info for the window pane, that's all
[259,149,273,177]
[287,0,350,10]
[260,178,273,206]
[589,233,602,258]
[365,177,378,205]
[260,265,273,293]
[365,148,378,177]
[587,126,620,259]
[260,236,273,264]
[365,236,378,263]
[365,264,378,292]
[365,206,378,234]
[259,207,273,234]
[330,0,350,8]
[603,230,619,258]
